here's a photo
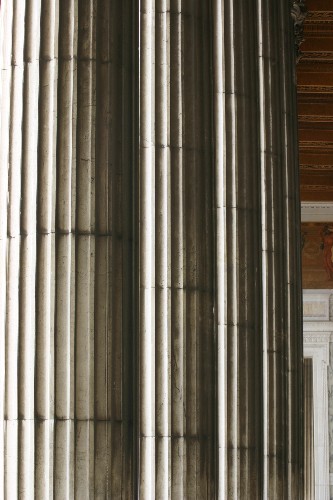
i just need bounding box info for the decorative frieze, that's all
[301,203,333,222]
[303,291,333,322]
[306,11,333,22]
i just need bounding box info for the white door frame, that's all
[303,322,332,500]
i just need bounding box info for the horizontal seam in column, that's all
[5,231,132,237]
[23,59,45,65]
[261,250,284,255]
[5,418,137,423]
[169,145,211,153]
[142,285,214,292]
[227,446,262,452]
[260,149,281,156]
[39,56,58,62]
[223,206,261,211]
[140,434,214,439]
[225,322,257,327]
[223,91,254,98]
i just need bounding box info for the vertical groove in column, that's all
[278,2,303,498]
[139,1,156,498]
[5,130,20,496]
[182,2,216,497]
[268,147,286,493]
[262,1,285,496]
[212,0,226,497]
[19,0,41,497]
[110,1,122,493]
[8,0,24,243]
[239,1,262,492]
[222,0,262,497]
[257,0,269,494]
[170,1,185,498]
[55,1,77,497]
[94,0,111,494]
[280,2,303,499]
[224,1,238,493]
[121,1,139,496]
[199,4,215,497]
[278,2,292,496]
[36,0,58,497]
[4,1,20,498]
[0,2,14,497]
[182,3,199,496]
[75,1,95,498]
[94,1,138,496]
[109,2,135,496]
[155,2,170,499]
[257,0,302,497]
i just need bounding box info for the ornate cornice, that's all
[291,1,308,63]
[301,202,333,210]
[301,204,333,221]
[301,165,333,172]
[303,332,332,344]
[299,140,333,150]
[302,52,333,61]
[297,84,333,93]
[299,116,333,123]
[303,320,333,333]
[307,11,333,22]
[300,184,333,191]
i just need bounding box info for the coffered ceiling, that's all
[297,0,333,201]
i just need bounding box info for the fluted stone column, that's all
[257,0,303,497]
[1,1,139,498]
[214,0,303,497]
[139,2,216,497]
[0,0,303,498]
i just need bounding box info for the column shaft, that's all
[36,2,57,496]
[170,2,186,498]
[0,0,303,498]
[278,1,304,497]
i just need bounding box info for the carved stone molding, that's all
[302,52,333,61]
[303,332,333,345]
[292,1,308,62]
[301,202,333,222]
[303,320,333,341]
[297,84,333,93]
[307,11,333,22]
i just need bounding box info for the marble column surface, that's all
[0,0,303,498]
